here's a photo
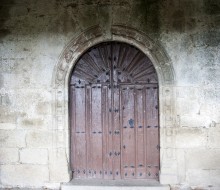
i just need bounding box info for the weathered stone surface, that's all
[9,89,52,117]
[18,118,44,129]
[20,148,48,164]
[26,131,52,148]
[49,148,70,182]
[0,123,16,130]
[209,170,220,186]
[0,107,17,130]
[0,164,49,187]
[208,126,220,148]
[180,114,212,128]
[0,0,220,188]
[0,130,26,148]
[176,128,207,148]
[0,148,19,164]
[176,149,186,183]
[186,149,220,170]
[36,101,52,115]
[186,169,211,186]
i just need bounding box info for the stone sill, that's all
[61,179,170,190]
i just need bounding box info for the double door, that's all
[69,42,159,180]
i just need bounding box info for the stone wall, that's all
[0,0,220,189]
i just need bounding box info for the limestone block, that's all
[0,123,16,130]
[186,149,220,170]
[209,170,220,186]
[160,174,178,185]
[9,89,52,117]
[160,159,178,174]
[0,130,26,148]
[186,169,210,186]
[176,98,200,115]
[176,87,200,100]
[176,149,186,183]
[18,117,49,130]
[199,103,219,122]
[26,131,52,148]
[0,164,49,187]
[180,114,212,128]
[208,127,220,148]
[176,127,207,148]
[0,110,15,122]
[36,101,52,115]
[0,148,19,164]
[49,148,70,182]
[20,148,48,164]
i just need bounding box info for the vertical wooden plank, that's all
[145,86,159,180]
[112,87,121,179]
[85,85,91,178]
[101,85,107,179]
[90,85,103,179]
[136,87,146,179]
[121,86,135,179]
[143,86,147,179]
[102,85,112,179]
[70,86,76,172]
[134,87,137,179]
[151,86,160,179]
[74,87,87,178]
[119,87,123,179]
[108,86,113,179]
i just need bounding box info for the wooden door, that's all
[69,42,159,180]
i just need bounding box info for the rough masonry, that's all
[0,0,220,189]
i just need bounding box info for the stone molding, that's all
[55,25,174,87]
[53,25,177,184]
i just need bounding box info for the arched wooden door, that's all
[69,42,159,180]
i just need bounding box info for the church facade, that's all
[0,0,220,189]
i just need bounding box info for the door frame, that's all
[53,25,178,185]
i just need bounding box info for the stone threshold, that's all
[61,179,170,190]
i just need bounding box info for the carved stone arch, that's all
[52,25,177,184]
[54,25,174,87]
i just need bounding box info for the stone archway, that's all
[53,25,177,184]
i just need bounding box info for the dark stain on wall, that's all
[132,0,161,35]
[0,0,220,41]
[204,0,220,16]
[171,10,185,32]
[0,0,14,39]
[204,31,220,47]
